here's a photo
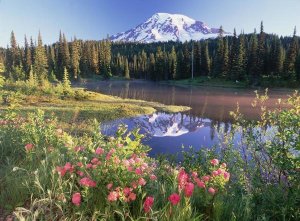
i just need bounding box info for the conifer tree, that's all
[213,26,224,77]
[201,41,211,76]
[283,27,298,81]
[222,37,229,78]
[257,21,266,77]
[63,66,71,89]
[71,37,80,79]
[34,31,48,80]
[149,53,156,80]
[28,65,37,87]
[194,42,201,77]
[24,35,32,73]
[124,58,130,79]
[248,30,258,83]
[169,46,177,79]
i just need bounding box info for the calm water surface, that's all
[81,80,292,157]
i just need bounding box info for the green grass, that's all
[0,86,190,134]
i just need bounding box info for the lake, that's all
[82,80,292,158]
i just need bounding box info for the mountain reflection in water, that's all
[101,112,232,157]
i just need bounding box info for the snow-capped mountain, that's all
[110,13,227,43]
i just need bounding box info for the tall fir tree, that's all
[283,27,298,81]
[201,41,211,76]
[24,35,32,73]
[34,31,48,80]
[124,58,130,79]
[71,37,80,79]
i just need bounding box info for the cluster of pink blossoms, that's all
[167,159,230,206]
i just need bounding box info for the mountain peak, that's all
[110,13,227,43]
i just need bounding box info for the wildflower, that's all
[212,170,219,177]
[72,192,81,206]
[76,171,84,177]
[128,192,136,201]
[64,162,73,172]
[77,162,83,167]
[224,172,230,180]
[202,175,210,182]
[131,181,138,189]
[74,146,85,152]
[143,196,154,213]
[138,177,147,186]
[208,187,216,195]
[135,168,143,175]
[91,158,99,164]
[56,128,63,135]
[113,156,120,164]
[86,163,93,169]
[195,178,206,188]
[221,163,227,168]
[108,191,119,202]
[210,159,219,166]
[106,148,116,161]
[168,193,180,205]
[192,171,198,178]
[79,177,96,187]
[25,143,34,152]
[123,160,130,167]
[56,166,67,177]
[127,166,134,172]
[95,147,104,155]
[117,143,123,148]
[150,174,157,181]
[123,187,132,196]
[107,183,113,190]
[184,182,194,197]
[178,169,189,190]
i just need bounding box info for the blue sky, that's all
[0,0,299,47]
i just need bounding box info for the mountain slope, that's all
[110,13,227,43]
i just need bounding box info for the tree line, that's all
[0,22,300,86]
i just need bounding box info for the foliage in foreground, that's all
[0,110,229,220]
[0,91,299,220]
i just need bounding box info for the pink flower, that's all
[117,143,123,148]
[143,196,154,213]
[202,175,210,182]
[56,166,67,177]
[210,159,219,166]
[86,163,93,169]
[178,169,189,190]
[76,171,84,177]
[184,182,194,197]
[127,166,134,172]
[131,181,138,189]
[64,162,73,172]
[224,172,230,180]
[106,148,116,161]
[77,162,83,167]
[195,178,206,188]
[91,158,99,164]
[135,168,143,175]
[138,178,146,186]
[79,177,96,187]
[107,191,119,202]
[25,143,34,152]
[95,147,104,155]
[72,192,81,206]
[208,187,216,195]
[150,174,157,181]
[107,183,113,190]
[192,171,198,178]
[168,193,180,205]
[212,170,219,177]
[74,146,85,152]
[123,187,132,196]
[113,156,120,164]
[123,160,130,167]
[221,163,227,168]
[128,192,136,201]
